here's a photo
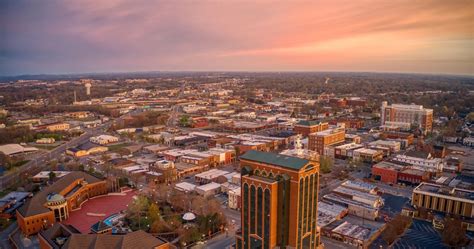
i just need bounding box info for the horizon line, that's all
[2,69,474,79]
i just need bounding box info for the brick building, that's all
[308,127,345,155]
[293,120,329,137]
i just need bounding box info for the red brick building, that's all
[191,117,209,128]
[329,118,364,129]
[371,162,402,184]
[293,120,329,137]
[397,168,430,186]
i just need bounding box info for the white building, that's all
[393,154,444,172]
[90,135,119,145]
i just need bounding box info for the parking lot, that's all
[391,219,447,249]
[380,193,409,217]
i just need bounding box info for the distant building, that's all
[35,122,70,132]
[329,118,365,129]
[89,135,119,145]
[66,142,108,157]
[36,138,56,144]
[380,102,433,134]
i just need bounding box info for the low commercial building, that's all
[380,131,414,147]
[340,180,378,195]
[323,193,380,221]
[174,182,196,193]
[31,171,71,183]
[329,118,365,129]
[90,135,119,145]
[195,182,221,197]
[194,169,230,184]
[323,181,383,220]
[0,191,31,218]
[398,168,430,186]
[411,182,474,230]
[331,142,364,159]
[35,122,70,132]
[353,148,383,163]
[0,144,39,157]
[372,161,403,184]
[66,143,108,157]
[317,201,348,228]
[36,138,55,144]
[321,220,383,249]
[38,223,171,249]
[368,140,401,154]
[393,154,444,173]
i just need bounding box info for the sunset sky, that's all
[1,0,473,76]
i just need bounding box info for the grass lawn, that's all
[107,142,132,151]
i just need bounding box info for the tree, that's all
[48,171,56,182]
[147,203,161,224]
[87,166,95,174]
[319,156,333,174]
[466,112,474,122]
[179,115,190,127]
[101,154,112,177]
[442,218,468,247]
[127,195,150,230]
[382,214,412,245]
[0,152,12,169]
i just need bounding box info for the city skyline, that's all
[1,0,473,76]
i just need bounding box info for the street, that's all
[0,222,17,249]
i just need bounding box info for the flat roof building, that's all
[380,102,433,134]
[411,182,474,219]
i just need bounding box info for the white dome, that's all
[182,212,196,221]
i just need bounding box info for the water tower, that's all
[81,79,92,96]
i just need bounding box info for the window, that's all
[243,184,249,247]
[257,187,263,236]
[298,178,304,248]
[264,189,270,249]
[250,185,256,234]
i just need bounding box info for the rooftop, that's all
[240,150,310,171]
[414,182,474,202]
[18,171,103,217]
[296,120,325,127]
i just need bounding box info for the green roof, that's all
[240,150,309,170]
[296,120,323,127]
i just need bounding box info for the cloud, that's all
[0,0,473,75]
